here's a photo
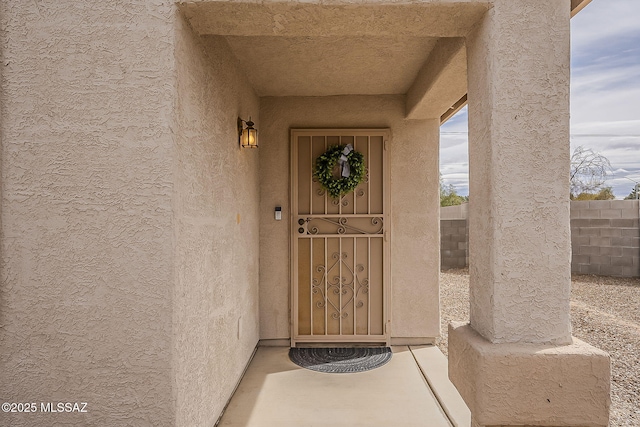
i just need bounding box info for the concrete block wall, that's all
[441,203,468,220]
[441,205,469,269]
[440,200,640,277]
[570,200,640,277]
[441,219,468,269]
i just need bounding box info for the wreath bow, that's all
[339,144,354,177]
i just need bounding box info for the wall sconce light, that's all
[238,116,258,148]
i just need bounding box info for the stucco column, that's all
[448,1,610,426]
[468,0,573,346]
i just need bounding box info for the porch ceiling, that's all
[180,1,490,117]
[223,36,439,97]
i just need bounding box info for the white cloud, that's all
[570,0,640,197]
[440,106,470,195]
[571,0,640,53]
[440,0,640,199]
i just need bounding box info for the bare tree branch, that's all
[570,145,612,196]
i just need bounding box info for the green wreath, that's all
[314,144,365,199]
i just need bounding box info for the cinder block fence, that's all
[440,204,468,269]
[570,200,640,277]
[441,200,640,277]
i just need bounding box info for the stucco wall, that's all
[259,96,440,341]
[0,3,260,426]
[0,1,175,425]
[173,21,260,427]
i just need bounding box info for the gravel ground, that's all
[437,269,640,427]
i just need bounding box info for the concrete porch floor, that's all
[217,345,471,427]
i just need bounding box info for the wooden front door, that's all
[291,129,390,346]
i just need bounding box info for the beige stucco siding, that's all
[173,26,260,425]
[0,1,175,425]
[1,0,603,426]
[467,0,572,344]
[259,96,440,341]
[0,3,261,426]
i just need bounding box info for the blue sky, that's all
[440,0,640,199]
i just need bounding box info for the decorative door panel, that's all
[291,130,390,346]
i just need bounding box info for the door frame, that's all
[289,129,392,347]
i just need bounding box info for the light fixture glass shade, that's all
[241,127,258,148]
[238,117,258,148]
